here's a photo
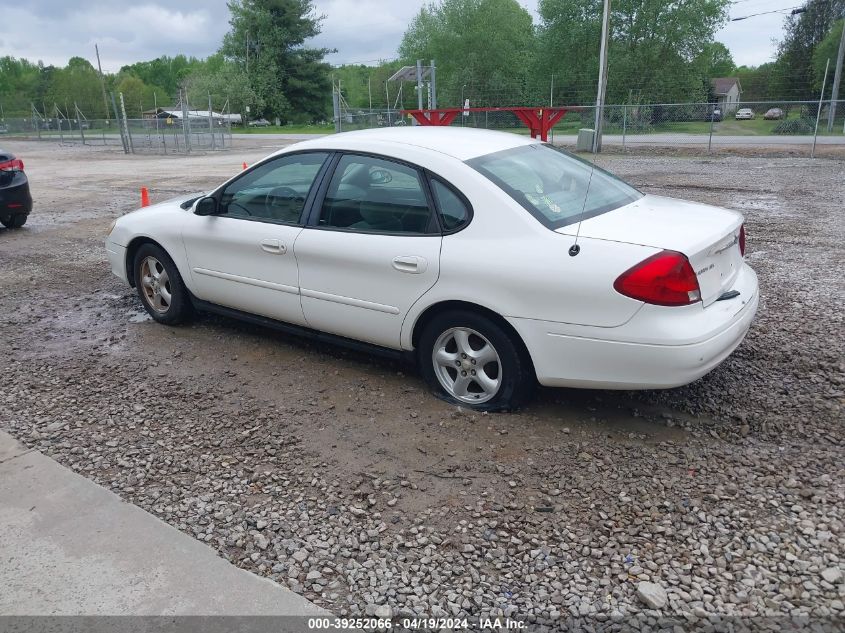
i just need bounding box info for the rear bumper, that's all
[0,178,32,217]
[511,263,759,389]
[105,240,129,284]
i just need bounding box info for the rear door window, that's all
[317,154,435,234]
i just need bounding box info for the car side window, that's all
[220,152,329,223]
[317,154,434,234]
[430,178,471,231]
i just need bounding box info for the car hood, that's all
[125,192,206,216]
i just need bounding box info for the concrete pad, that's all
[0,431,328,618]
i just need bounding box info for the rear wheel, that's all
[132,243,193,325]
[1,214,27,228]
[418,310,534,411]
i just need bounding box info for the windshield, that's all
[468,144,642,229]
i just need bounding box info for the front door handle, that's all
[260,239,286,254]
[392,255,427,274]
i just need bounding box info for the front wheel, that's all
[418,310,534,411]
[132,243,193,325]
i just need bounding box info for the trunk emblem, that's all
[712,234,739,255]
[697,263,715,275]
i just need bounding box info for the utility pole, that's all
[415,59,424,125]
[416,59,424,111]
[827,19,845,132]
[430,59,437,110]
[813,59,830,159]
[95,44,110,121]
[592,0,611,153]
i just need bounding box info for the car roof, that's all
[286,126,540,161]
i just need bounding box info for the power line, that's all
[731,5,803,21]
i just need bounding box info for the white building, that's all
[710,78,743,113]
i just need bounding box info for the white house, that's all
[710,78,743,113]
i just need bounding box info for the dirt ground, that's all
[1,139,842,627]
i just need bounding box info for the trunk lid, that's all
[557,194,744,306]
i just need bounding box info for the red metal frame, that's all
[402,107,574,142]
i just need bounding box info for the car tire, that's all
[132,243,194,325]
[418,310,535,411]
[1,214,27,228]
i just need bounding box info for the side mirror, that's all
[194,196,218,216]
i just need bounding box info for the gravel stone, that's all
[821,567,842,584]
[636,582,668,609]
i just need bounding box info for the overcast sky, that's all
[0,0,793,73]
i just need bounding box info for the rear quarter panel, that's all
[399,164,653,349]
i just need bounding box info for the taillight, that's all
[739,224,746,257]
[0,158,24,172]
[614,250,701,307]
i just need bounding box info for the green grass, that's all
[236,123,335,134]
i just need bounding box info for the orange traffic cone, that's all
[140,187,150,207]
[242,162,248,170]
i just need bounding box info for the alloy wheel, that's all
[432,327,502,404]
[139,256,172,313]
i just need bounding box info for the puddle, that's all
[731,192,793,218]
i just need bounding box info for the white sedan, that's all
[735,108,755,120]
[106,128,758,410]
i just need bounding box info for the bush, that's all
[772,118,815,135]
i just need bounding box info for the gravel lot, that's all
[0,140,842,628]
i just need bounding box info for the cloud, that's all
[0,2,228,71]
[0,0,780,74]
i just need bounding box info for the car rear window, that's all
[467,144,642,229]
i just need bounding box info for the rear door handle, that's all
[260,239,286,254]
[392,256,427,274]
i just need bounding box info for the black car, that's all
[0,149,32,229]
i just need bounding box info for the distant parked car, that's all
[710,107,723,122]
[735,108,755,120]
[248,118,272,128]
[0,149,32,229]
[0,123,8,134]
[764,108,784,120]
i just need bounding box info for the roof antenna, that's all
[568,159,596,257]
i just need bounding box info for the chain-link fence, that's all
[0,91,234,154]
[331,100,845,155]
[0,116,232,153]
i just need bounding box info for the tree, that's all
[119,55,206,98]
[184,54,259,117]
[774,0,845,100]
[46,57,107,118]
[812,18,844,93]
[735,62,780,101]
[114,75,159,117]
[399,0,536,107]
[697,42,736,78]
[537,0,731,104]
[0,57,42,117]
[220,0,333,122]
